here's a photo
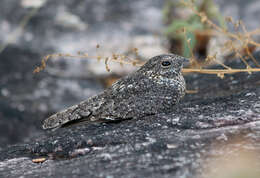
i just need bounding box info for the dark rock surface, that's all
[1,0,260,147]
[0,46,103,147]
[1,53,260,177]
[0,0,164,147]
[1,0,260,177]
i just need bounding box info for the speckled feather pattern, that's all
[42,54,187,129]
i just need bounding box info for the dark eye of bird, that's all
[161,61,171,67]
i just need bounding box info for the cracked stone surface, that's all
[1,0,260,177]
[1,0,260,147]
[1,52,260,177]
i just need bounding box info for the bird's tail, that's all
[42,103,91,130]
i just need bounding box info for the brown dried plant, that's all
[34,0,260,79]
[33,46,144,74]
[180,0,260,77]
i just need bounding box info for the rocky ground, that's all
[0,0,165,147]
[1,0,260,178]
[1,53,260,177]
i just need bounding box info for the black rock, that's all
[1,0,260,177]
[1,53,260,177]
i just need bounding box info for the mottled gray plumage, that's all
[42,54,187,130]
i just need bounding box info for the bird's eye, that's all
[161,60,171,67]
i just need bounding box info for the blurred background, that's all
[0,0,260,147]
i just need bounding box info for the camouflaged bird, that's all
[42,54,187,129]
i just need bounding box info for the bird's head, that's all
[139,54,189,79]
